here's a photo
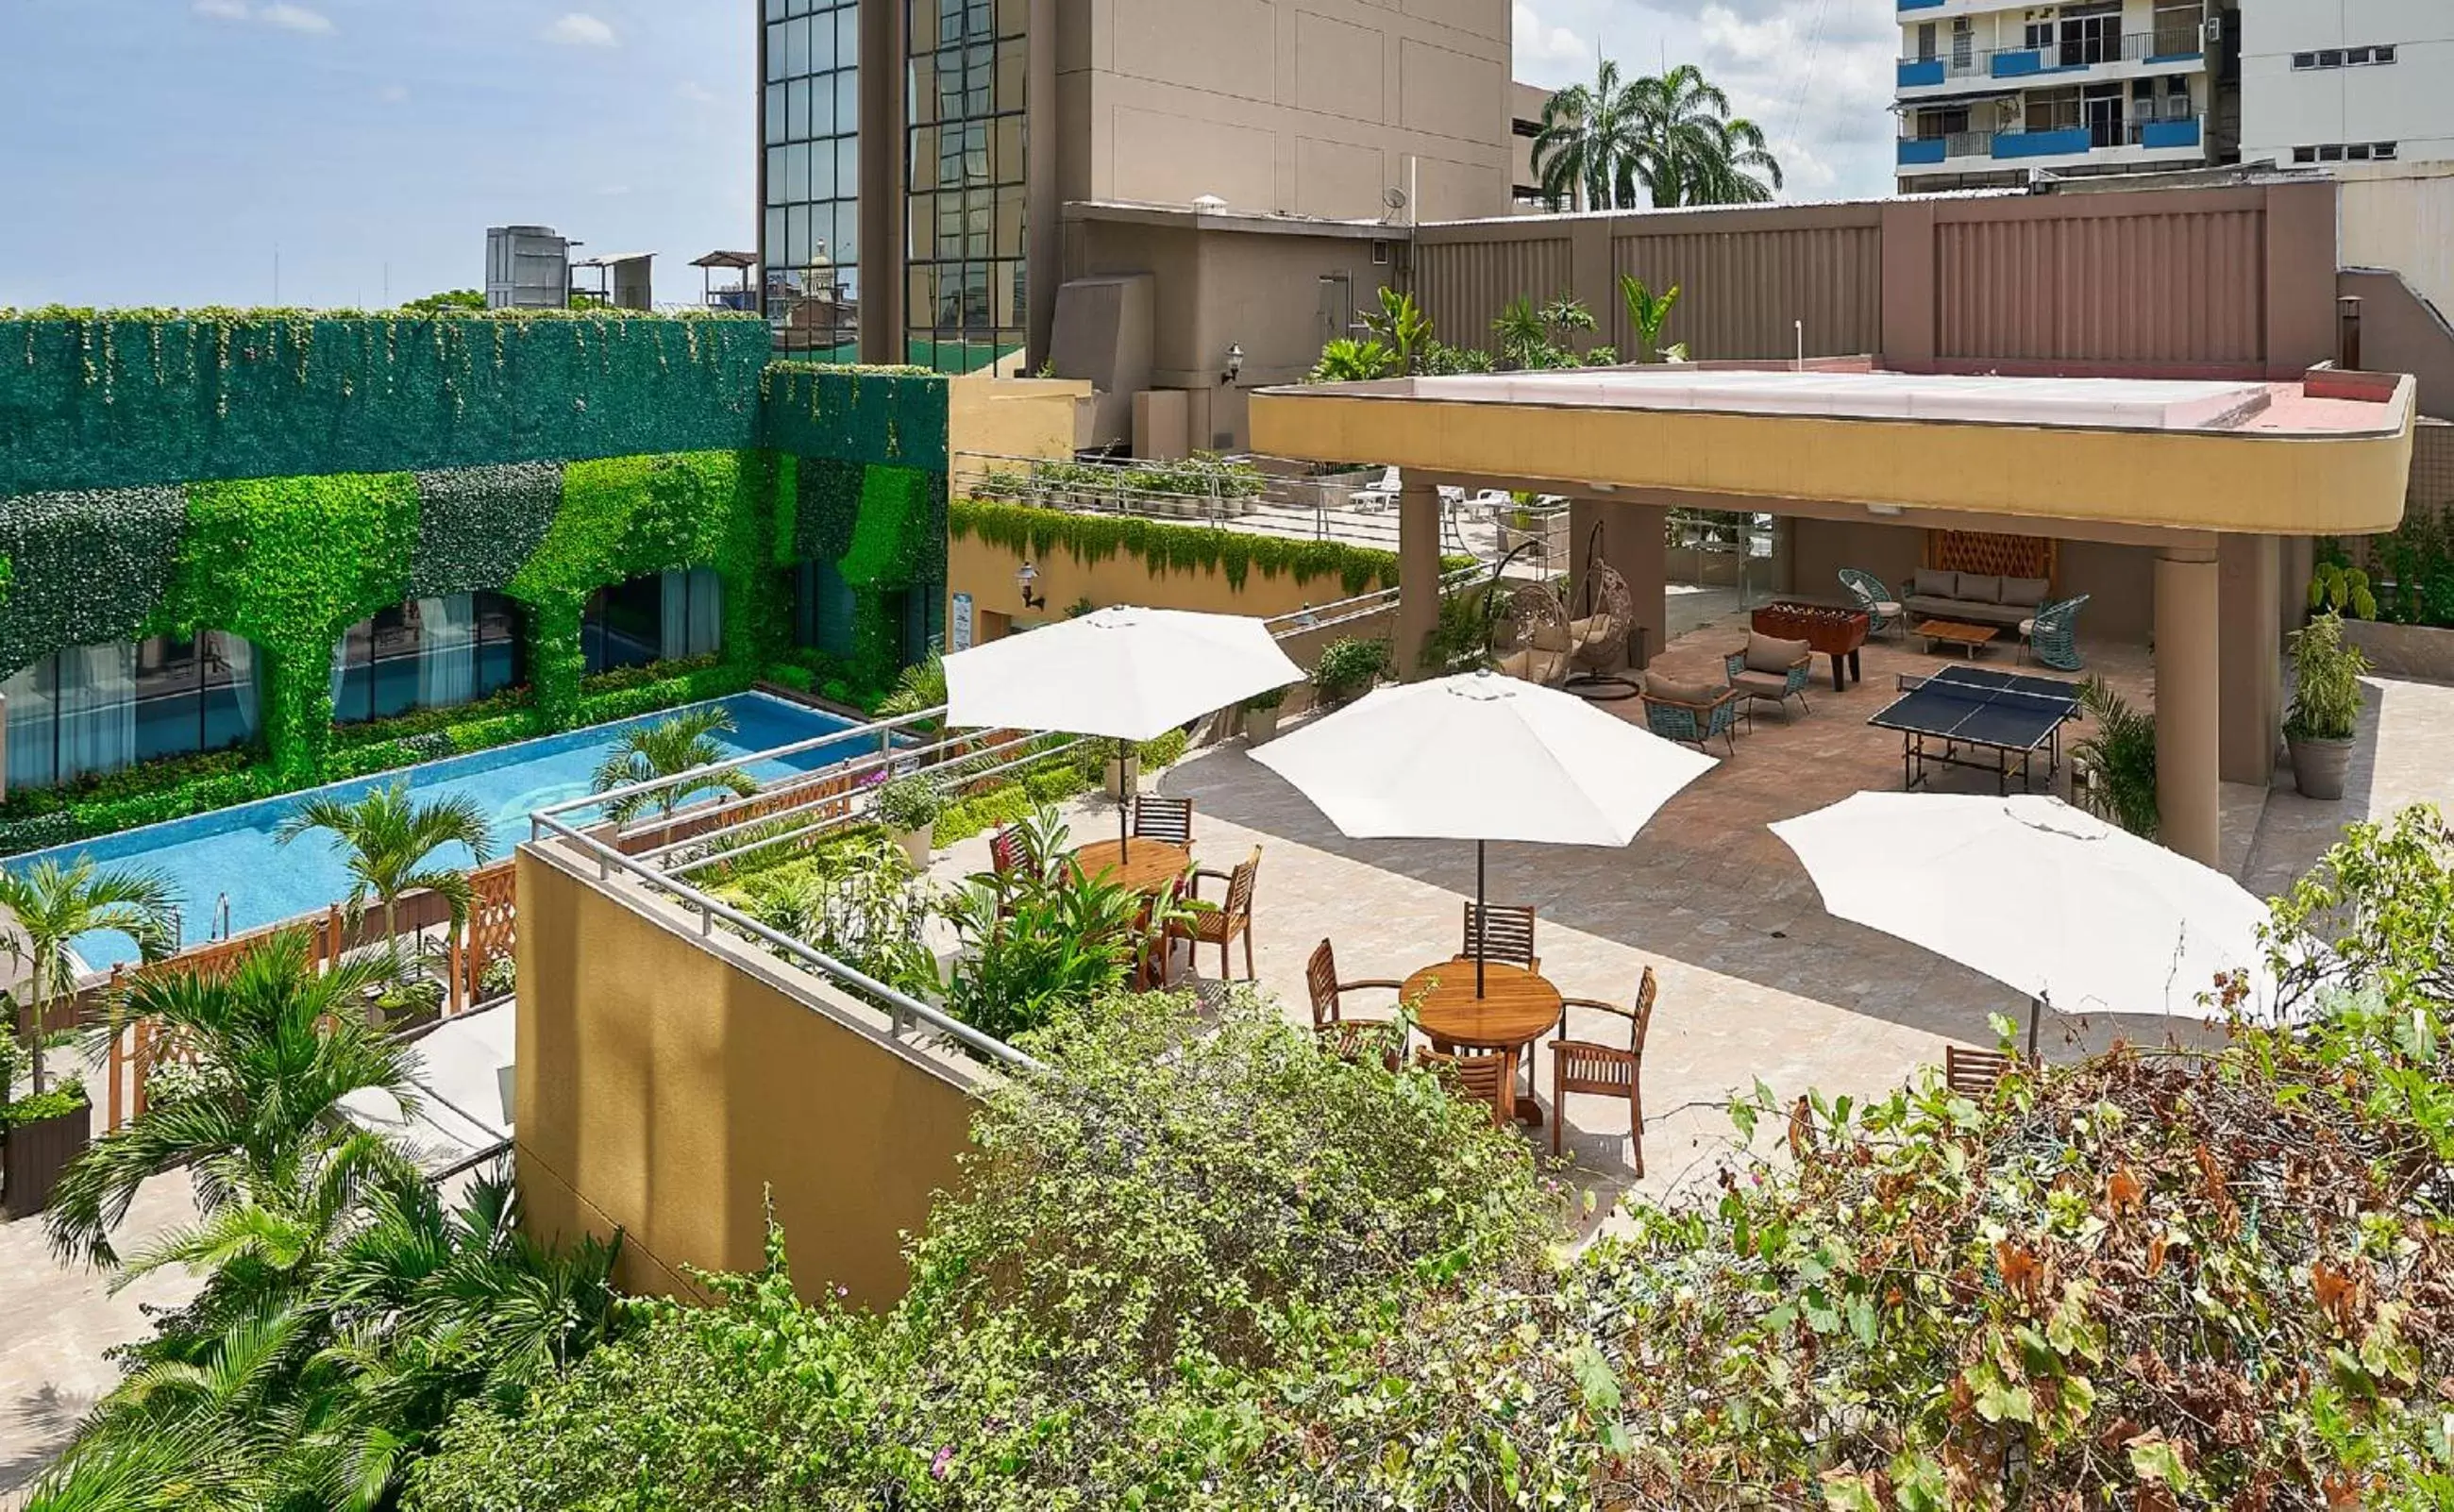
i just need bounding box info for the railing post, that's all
[447,931,464,1016]
[107,1016,124,1134]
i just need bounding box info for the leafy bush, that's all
[736,832,939,1001]
[2309,560,2380,620]
[1311,634,1388,705]
[873,774,943,832]
[477,952,516,1000]
[939,806,1165,1040]
[1307,337,1397,383]
[2073,675,2158,838]
[0,1074,85,1130]
[2287,609,2370,742]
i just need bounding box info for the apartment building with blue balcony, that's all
[1896,1,2236,193]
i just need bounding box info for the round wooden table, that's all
[1068,837,1194,895]
[1403,958,1564,1125]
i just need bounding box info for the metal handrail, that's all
[1900,27,2203,76]
[529,808,1045,1073]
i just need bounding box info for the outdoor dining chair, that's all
[1131,795,1195,847]
[1550,966,1658,1169]
[1944,1044,2017,1097]
[1837,568,1905,641]
[2018,594,2091,672]
[1177,845,1262,981]
[1305,937,1406,1067]
[1415,1047,1516,1128]
[1461,902,1539,973]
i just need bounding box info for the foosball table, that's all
[1751,602,1871,693]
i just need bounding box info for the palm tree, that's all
[275,782,494,985]
[876,647,948,728]
[587,707,759,837]
[1623,64,1784,207]
[46,931,412,1264]
[0,858,178,1094]
[1531,58,1641,211]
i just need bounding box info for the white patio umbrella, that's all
[1769,792,2278,1056]
[1252,669,1717,995]
[942,605,1303,847]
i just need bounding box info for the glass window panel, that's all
[785,76,806,139]
[766,0,787,19]
[765,145,789,205]
[834,202,860,266]
[809,135,836,199]
[766,208,788,263]
[994,182,1023,257]
[201,633,259,751]
[837,137,859,198]
[781,16,805,75]
[995,0,1023,38]
[767,21,790,80]
[133,634,202,764]
[836,8,857,69]
[783,205,809,266]
[4,655,57,789]
[997,38,1023,109]
[835,65,859,132]
[765,83,788,145]
[804,72,830,137]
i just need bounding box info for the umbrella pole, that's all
[1118,736,1131,851]
[1475,838,1487,999]
[2025,996,2042,1062]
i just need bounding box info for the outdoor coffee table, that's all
[1069,837,1193,895]
[1915,619,2000,659]
[1403,957,1564,1126]
[1753,601,1871,692]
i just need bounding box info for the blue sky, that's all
[0,0,754,310]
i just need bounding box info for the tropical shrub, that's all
[873,774,944,834]
[0,857,177,1091]
[2286,609,2371,742]
[736,832,940,1001]
[275,781,495,985]
[1307,337,1397,383]
[1310,634,1388,704]
[587,706,760,829]
[2073,675,2158,838]
[2309,560,2380,620]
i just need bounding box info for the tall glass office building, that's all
[905,0,1027,373]
[763,0,863,358]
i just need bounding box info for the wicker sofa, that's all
[1898,568,2053,630]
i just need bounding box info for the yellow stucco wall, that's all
[1250,384,2416,539]
[948,374,1092,488]
[946,515,1393,639]
[515,844,986,1307]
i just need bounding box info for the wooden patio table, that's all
[1403,957,1565,1125]
[1068,837,1194,896]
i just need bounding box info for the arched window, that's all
[330,592,527,725]
[582,568,721,674]
[2,630,262,789]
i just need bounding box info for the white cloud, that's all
[259,4,333,33]
[596,183,632,197]
[1512,1,1592,72]
[194,0,335,33]
[544,12,618,47]
[676,79,718,104]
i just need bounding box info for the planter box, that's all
[4,1101,91,1219]
[2341,619,2454,681]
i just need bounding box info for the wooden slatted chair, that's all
[1306,937,1405,1066]
[1415,1047,1516,1128]
[1460,902,1538,973]
[1944,1044,2017,1097]
[1132,795,1195,847]
[1177,846,1261,980]
[1550,966,1658,1169]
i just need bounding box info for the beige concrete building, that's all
[1510,80,1552,210]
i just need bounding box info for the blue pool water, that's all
[9,692,870,970]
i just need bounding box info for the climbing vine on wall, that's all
[759,362,950,472]
[790,456,866,566]
[408,462,562,600]
[950,497,1403,596]
[0,485,187,679]
[158,472,418,776]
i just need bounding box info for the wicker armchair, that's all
[2019,594,2090,672]
[1415,1047,1516,1128]
[1837,568,1905,640]
[1306,938,1405,1066]
[1551,966,1657,1168]
[1723,637,1814,723]
[1639,676,1743,755]
[1493,580,1574,688]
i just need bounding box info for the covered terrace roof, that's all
[1250,361,2415,539]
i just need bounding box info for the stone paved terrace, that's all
[9,610,2454,1487]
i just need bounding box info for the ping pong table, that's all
[1866,664,2082,794]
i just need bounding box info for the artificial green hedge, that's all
[408,463,559,600]
[0,485,186,676]
[949,497,1405,596]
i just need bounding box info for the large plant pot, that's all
[3,1100,91,1219]
[2287,731,2354,800]
[1105,754,1140,802]
[894,822,934,869]
[1244,705,1280,746]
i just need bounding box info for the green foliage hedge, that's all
[757,361,950,471]
[0,485,186,676]
[407,462,560,599]
[950,496,1404,596]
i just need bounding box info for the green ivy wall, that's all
[0,312,949,780]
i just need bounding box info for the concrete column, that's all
[1395,479,1441,680]
[856,0,906,364]
[2155,546,2222,865]
[1023,0,1058,371]
[2216,533,2281,785]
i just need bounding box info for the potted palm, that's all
[1241,684,1288,746]
[0,856,177,1095]
[2284,610,2370,799]
[876,775,944,868]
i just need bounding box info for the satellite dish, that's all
[1383,186,1409,211]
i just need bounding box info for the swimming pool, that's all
[9,692,870,971]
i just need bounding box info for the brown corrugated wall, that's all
[1411,236,1572,354]
[1611,224,1883,361]
[1933,207,2266,366]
